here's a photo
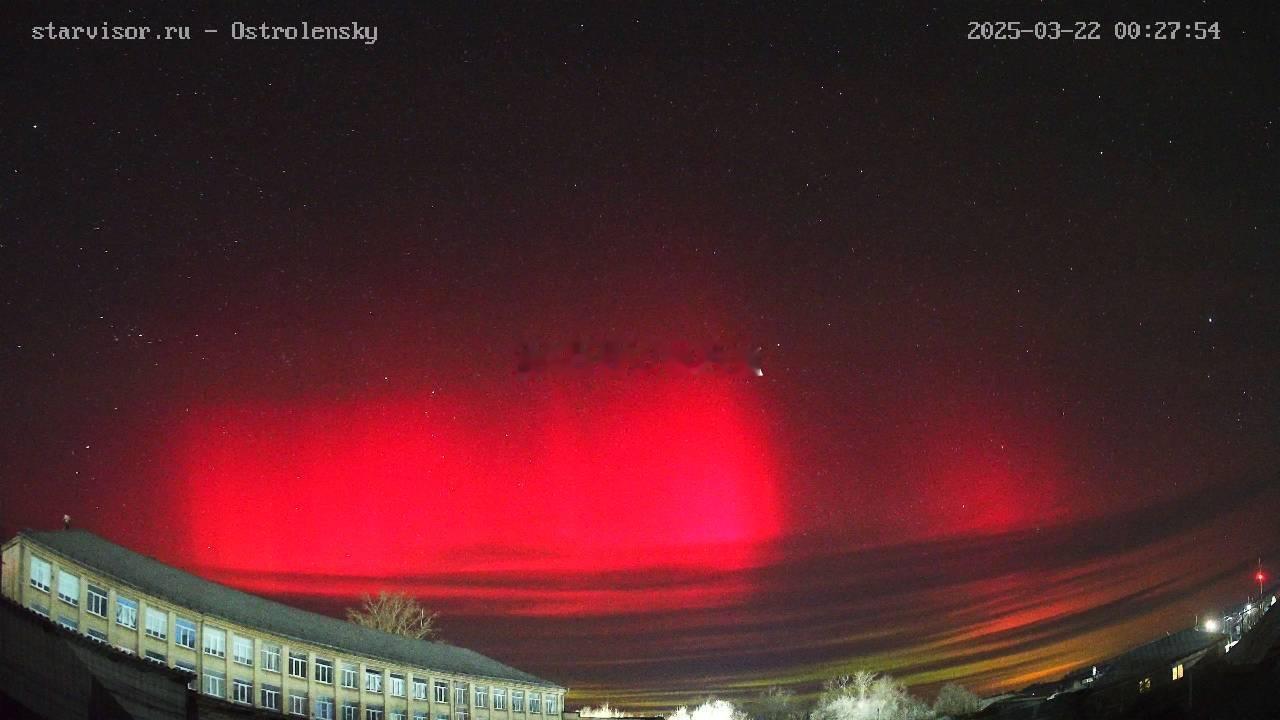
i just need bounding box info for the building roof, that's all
[1103,627,1225,680]
[16,529,559,688]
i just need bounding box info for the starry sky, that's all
[3,2,1278,710]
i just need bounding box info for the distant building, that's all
[1,529,565,720]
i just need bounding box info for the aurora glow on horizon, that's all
[3,2,1277,711]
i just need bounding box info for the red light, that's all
[1258,572,1266,581]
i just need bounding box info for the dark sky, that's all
[3,1,1278,709]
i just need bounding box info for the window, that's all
[455,711,469,720]
[391,713,407,720]
[233,635,253,665]
[116,596,138,628]
[315,656,333,684]
[366,707,385,720]
[289,650,308,678]
[1138,677,1152,693]
[529,693,541,714]
[87,628,108,642]
[58,571,80,606]
[29,556,51,592]
[343,705,359,720]
[262,684,282,710]
[474,686,487,708]
[203,626,226,657]
[435,681,450,703]
[204,670,226,697]
[316,696,335,720]
[493,688,506,711]
[290,693,309,716]
[512,690,525,712]
[416,713,429,720]
[87,584,108,617]
[116,645,135,655]
[175,617,197,648]
[145,650,166,664]
[390,672,406,697]
[546,696,558,715]
[1172,664,1184,681]
[262,642,281,672]
[233,678,253,704]
[341,663,358,688]
[58,615,78,631]
[454,682,469,706]
[177,661,197,691]
[366,667,383,693]
[145,607,168,639]
[413,677,428,700]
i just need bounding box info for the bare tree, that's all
[346,591,440,640]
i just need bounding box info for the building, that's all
[1,529,566,720]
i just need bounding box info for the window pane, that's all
[30,556,51,591]
[176,617,197,648]
[203,626,226,657]
[145,607,168,639]
[116,596,138,628]
[87,585,108,617]
[58,571,79,605]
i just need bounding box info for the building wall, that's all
[1,535,565,720]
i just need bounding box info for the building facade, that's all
[1,529,565,720]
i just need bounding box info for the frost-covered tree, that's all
[668,699,748,720]
[931,683,980,718]
[811,672,932,720]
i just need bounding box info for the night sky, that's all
[3,2,1278,710]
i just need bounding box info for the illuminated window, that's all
[57,571,80,606]
[289,651,308,678]
[366,667,384,693]
[203,626,226,657]
[474,686,487,708]
[413,677,428,700]
[204,670,226,697]
[233,679,253,704]
[145,607,168,640]
[116,596,138,628]
[262,643,281,672]
[176,617,197,648]
[390,672,406,697]
[316,657,333,684]
[86,584,108,617]
[233,635,253,666]
[435,681,450,703]
[1172,664,1184,681]
[454,682,469,706]
[261,684,282,710]
[342,663,358,688]
[1138,677,1151,693]
[290,693,308,717]
[529,693,541,714]
[29,556,51,592]
[493,688,507,710]
[512,690,525,712]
